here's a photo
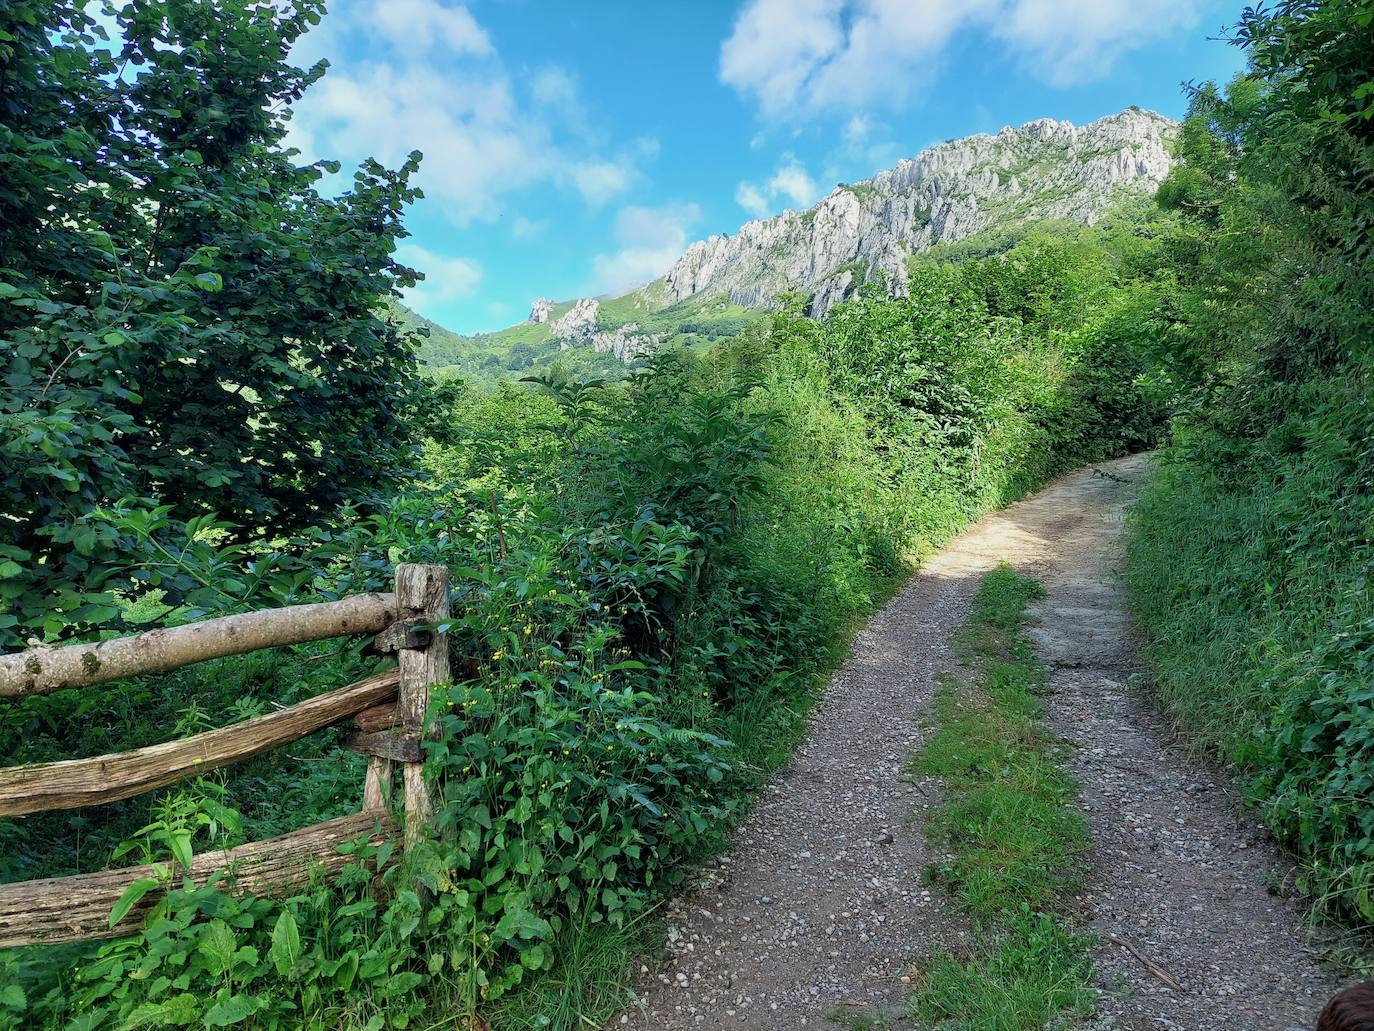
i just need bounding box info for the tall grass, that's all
[1126,372,1374,923]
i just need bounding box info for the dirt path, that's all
[612,455,1340,1031]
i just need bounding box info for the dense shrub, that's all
[0,0,424,649]
[1125,0,1374,923]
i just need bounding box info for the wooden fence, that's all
[0,563,451,948]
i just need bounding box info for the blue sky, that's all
[287,0,1250,334]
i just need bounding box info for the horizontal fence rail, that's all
[0,593,399,697]
[0,810,397,947]
[0,669,401,817]
[0,564,451,949]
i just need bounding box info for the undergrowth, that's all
[1124,1,1374,930]
[908,564,1095,1029]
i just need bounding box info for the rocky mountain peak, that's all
[663,107,1175,316]
[481,108,1176,366]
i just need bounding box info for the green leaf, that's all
[168,829,193,869]
[203,994,258,1026]
[268,909,301,976]
[197,919,238,976]
[108,876,161,928]
[0,984,25,1009]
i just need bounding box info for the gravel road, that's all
[609,455,1343,1030]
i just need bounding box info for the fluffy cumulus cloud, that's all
[720,0,1200,117]
[367,0,492,55]
[735,155,821,218]
[396,243,483,308]
[997,0,1197,85]
[289,1,645,226]
[591,203,702,295]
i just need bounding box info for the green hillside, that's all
[395,284,764,386]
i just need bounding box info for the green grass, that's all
[907,564,1096,1029]
[826,1006,893,1030]
[1125,393,1374,924]
[487,912,658,1031]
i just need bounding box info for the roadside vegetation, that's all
[1123,0,1374,929]
[908,565,1094,1030]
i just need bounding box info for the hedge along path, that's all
[614,456,1339,1031]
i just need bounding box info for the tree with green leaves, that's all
[0,0,424,640]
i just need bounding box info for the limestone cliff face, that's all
[525,108,1175,355]
[551,298,598,339]
[662,108,1175,315]
[550,298,658,361]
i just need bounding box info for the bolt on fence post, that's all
[394,563,450,850]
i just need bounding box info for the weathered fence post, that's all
[394,563,450,849]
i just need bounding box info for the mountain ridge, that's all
[413,106,1177,378]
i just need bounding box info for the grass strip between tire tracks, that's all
[907,563,1096,1030]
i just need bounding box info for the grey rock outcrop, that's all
[527,107,1175,364]
[552,297,598,339]
[590,322,655,362]
[548,297,657,361]
[663,108,1174,316]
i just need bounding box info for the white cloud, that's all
[511,215,549,239]
[396,243,483,308]
[735,155,821,218]
[295,61,547,224]
[734,182,770,218]
[570,159,635,206]
[369,0,491,54]
[288,3,645,226]
[720,0,1200,117]
[530,66,580,108]
[842,113,871,149]
[993,0,1197,85]
[591,203,702,295]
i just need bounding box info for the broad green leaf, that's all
[268,909,301,976]
[203,994,258,1026]
[197,919,238,976]
[108,876,160,929]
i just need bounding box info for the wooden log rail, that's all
[0,810,397,947]
[0,565,452,949]
[0,593,399,697]
[0,669,400,816]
